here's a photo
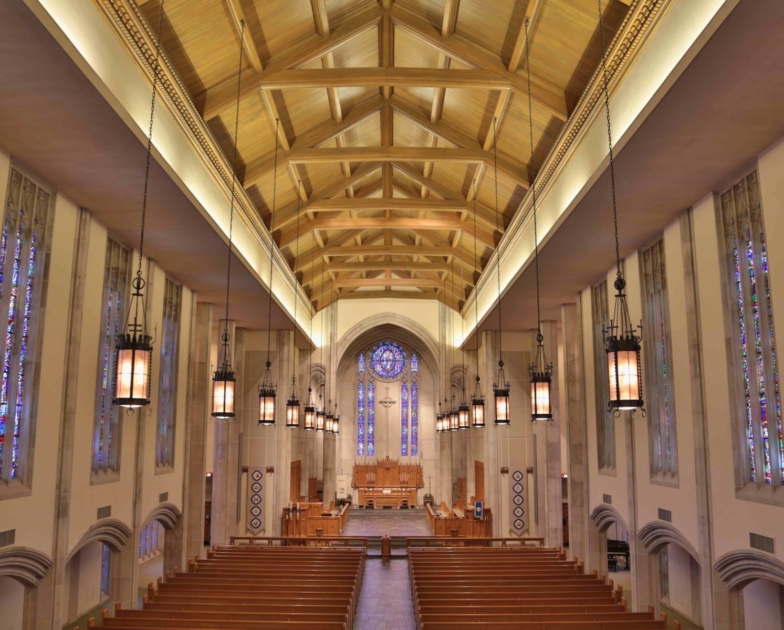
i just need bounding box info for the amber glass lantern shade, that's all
[449,409,459,432]
[212,369,236,419]
[605,277,645,412]
[113,333,152,409]
[258,388,276,425]
[458,401,470,430]
[316,408,325,432]
[333,415,340,435]
[286,397,300,429]
[493,359,510,426]
[304,398,316,431]
[529,333,553,422]
[471,397,485,428]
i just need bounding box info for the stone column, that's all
[163,519,183,575]
[182,302,212,562]
[534,322,563,548]
[480,330,501,536]
[48,207,90,629]
[274,329,295,533]
[561,302,589,563]
[211,320,236,546]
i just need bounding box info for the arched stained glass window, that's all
[411,382,419,456]
[411,353,418,373]
[367,381,375,457]
[358,352,365,374]
[357,382,365,457]
[401,382,408,457]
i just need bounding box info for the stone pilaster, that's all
[274,329,295,533]
[211,320,236,546]
[480,330,501,536]
[182,302,212,560]
[561,302,589,563]
[534,322,563,548]
[48,207,90,629]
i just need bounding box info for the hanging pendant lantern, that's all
[316,394,325,432]
[449,395,459,432]
[493,359,510,426]
[605,277,644,411]
[436,401,444,433]
[304,387,316,430]
[325,399,334,434]
[113,2,166,410]
[286,377,300,429]
[458,385,470,430]
[471,376,485,429]
[529,333,553,422]
[212,331,236,420]
[211,26,245,423]
[114,283,152,409]
[333,408,340,436]
[258,360,276,426]
[595,1,644,415]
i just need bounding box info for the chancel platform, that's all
[352,458,423,508]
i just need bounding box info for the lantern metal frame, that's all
[493,360,510,426]
[529,333,553,423]
[596,0,645,416]
[471,376,485,429]
[286,376,301,429]
[258,360,277,426]
[316,393,325,432]
[212,331,236,420]
[304,387,316,431]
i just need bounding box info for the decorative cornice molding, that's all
[92,0,312,318]
[638,519,700,561]
[465,0,671,315]
[715,549,784,591]
[0,546,53,587]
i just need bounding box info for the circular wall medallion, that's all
[250,506,261,517]
[513,482,524,494]
[512,470,523,482]
[513,494,524,506]
[251,482,262,493]
[250,494,261,505]
[513,506,524,518]
[250,518,261,530]
[251,470,262,481]
[513,519,524,530]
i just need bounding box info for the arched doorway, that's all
[715,548,784,629]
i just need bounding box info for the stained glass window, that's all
[357,382,365,457]
[101,544,111,598]
[157,278,182,468]
[721,171,783,486]
[0,170,48,483]
[367,381,375,457]
[411,382,419,456]
[411,354,418,373]
[138,521,164,562]
[370,342,406,380]
[358,353,365,373]
[641,240,677,477]
[94,238,130,475]
[592,281,615,470]
[401,382,408,456]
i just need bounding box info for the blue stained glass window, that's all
[0,171,48,483]
[367,381,375,456]
[401,382,408,457]
[411,354,418,373]
[358,353,365,373]
[101,544,111,598]
[761,235,784,478]
[411,382,418,456]
[157,278,182,468]
[370,342,406,380]
[357,382,365,457]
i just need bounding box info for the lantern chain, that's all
[493,117,503,359]
[266,118,280,367]
[597,0,622,281]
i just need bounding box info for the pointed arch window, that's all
[401,382,409,456]
[0,169,50,487]
[367,381,375,457]
[156,278,182,468]
[720,171,783,487]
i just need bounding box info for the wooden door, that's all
[457,478,467,506]
[474,461,485,504]
[290,460,301,503]
[308,477,318,501]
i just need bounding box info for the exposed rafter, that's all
[255,68,512,90]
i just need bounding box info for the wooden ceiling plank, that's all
[289,146,484,164]
[334,278,445,289]
[388,4,567,121]
[256,68,511,90]
[224,0,263,72]
[390,96,477,148]
[305,198,470,212]
[201,5,383,119]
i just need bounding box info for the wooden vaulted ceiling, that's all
[135,0,629,312]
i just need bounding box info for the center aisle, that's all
[343,510,430,630]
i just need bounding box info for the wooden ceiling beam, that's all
[256,68,512,90]
[333,278,445,289]
[224,0,263,72]
[280,217,495,247]
[330,261,450,272]
[389,4,568,121]
[289,146,483,164]
[200,5,383,119]
[304,198,471,213]
[244,95,383,188]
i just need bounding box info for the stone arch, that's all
[589,503,629,533]
[142,502,182,531]
[66,518,132,563]
[336,314,440,377]
[0,546,53,587]
[638,519,700,562]
[715,548,784,591]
